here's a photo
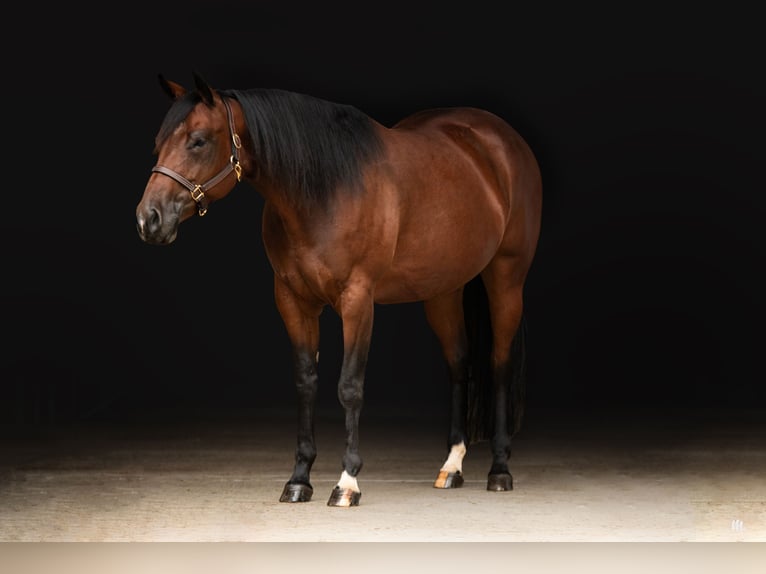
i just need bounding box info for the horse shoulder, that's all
[261,197,395,307]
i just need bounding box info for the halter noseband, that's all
[151,97,242,217]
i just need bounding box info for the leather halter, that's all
[151,97,242,217]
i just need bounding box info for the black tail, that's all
[464,275,527,444]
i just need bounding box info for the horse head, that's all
[136,73,242,245]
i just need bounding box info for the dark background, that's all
[3,2,764,431]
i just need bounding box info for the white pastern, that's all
[440,441,467,474]
[336,470,360,493]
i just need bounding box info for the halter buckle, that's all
[190,185,207,216]
[190,184,205,203]
[231,156,243,181]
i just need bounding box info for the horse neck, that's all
[227,97,334,228]
[242,160,320,233]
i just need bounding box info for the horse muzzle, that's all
[136,203,180,245]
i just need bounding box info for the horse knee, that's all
[294,355,318,395]
[337,377,363,410]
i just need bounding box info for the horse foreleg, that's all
[424,290,470,489]
[327,286,374,507]
[279,348,320,502]
[274,278,322,503]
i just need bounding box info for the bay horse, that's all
[136,73,542,507]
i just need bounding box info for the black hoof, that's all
[434,470,464,489]
[327,486,361,507]
[279,482,313,503]
[487,472,513,491]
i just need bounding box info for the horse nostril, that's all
[136,207,162,240]
[146,207,161,235]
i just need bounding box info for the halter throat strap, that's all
[151,97,242,217]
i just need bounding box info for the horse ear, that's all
[192,71,215,107]
[158,74,186,100]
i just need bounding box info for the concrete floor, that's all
[1,405,765,543]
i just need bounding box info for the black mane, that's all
[219,88,384,204]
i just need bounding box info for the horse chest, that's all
[262,203,397,304]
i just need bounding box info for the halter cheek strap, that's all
[151,97,242,217]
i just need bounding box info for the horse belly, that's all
[374,262,488,304]
[374,204,503,304]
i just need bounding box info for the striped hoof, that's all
[487,472,513,491]
[327,486,361,507]
[279,482,313,503]
[434,470,464,489]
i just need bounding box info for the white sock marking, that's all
[440,441,467,474]
[337,470,360,492]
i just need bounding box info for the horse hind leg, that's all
[481,258,526,492]
[424,289,470,489]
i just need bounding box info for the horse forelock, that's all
[218,88,383,205]
[154,92,203,154]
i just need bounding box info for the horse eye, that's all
[192,138,206,148]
